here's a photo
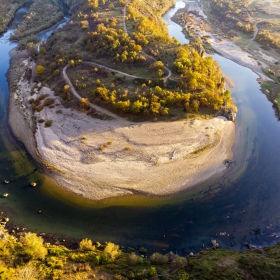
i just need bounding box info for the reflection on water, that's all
[0,0,280,255]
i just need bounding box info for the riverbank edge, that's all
[173,1,272,83]
[0,0,30,36]
[7,47,235,201]
[7,49,38,161]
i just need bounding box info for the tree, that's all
[131,100,143,113]
[68,60,75,68]
[39,46,46,55]
[35,65,45,76]
[80,98,90,109]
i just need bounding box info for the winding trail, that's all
[251,21,261,41]
[62,0,174,118]
[62,65,125,121]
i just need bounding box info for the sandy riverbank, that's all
[8,48,38,160]
[8,50,234,200]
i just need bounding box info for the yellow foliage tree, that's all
[19,232,47,259]
[35,65,45,76]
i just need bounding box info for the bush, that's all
[150,253,168,265]
[45,120,53,127]
[69,252,97,263]
[19,232,47,259]
[35,65,45,76]
[48,245,68,256]
[103,242,121,260]
[125,146,131,151]
[36,105,44,112]
[79,238,95,251]
[128,252,138,264]
[43,98,55,106]
[37,93,46,100]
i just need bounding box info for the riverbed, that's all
[1,0,280,254]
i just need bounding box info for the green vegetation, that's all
[10,0,64,40]
[2,224,280,279]
[34,0,234,121]
[0,0,28,33]
[45,120,53,127]
[205,0,254,35]
[202,0,280,49]
[201,0,280,118]
[17,34,39,53]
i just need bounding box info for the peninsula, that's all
[8,0,236,200]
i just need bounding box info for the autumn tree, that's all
[35,65,45,76]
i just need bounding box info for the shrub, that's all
[46,256,65,269]
[99,145,104,151]
[36,105,43,112]
[128,252,138,264]
[43,98,55,106]
[19,232,47,259]
[103,242,121,260]
[80,98,90,109]
[79,238,95,251]
[69,252,97,263]
[45,120,53,127]
[125,146,131,151]
[28,98,34,104]
[150,253,168,265]
[48,245,68,256]
[35,65,45,76]
[37,93,46,100]
[53,69,60,76]
[107,141,112,145]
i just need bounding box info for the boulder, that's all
[215,107,236,121]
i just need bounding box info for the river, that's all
[0,0,280,254]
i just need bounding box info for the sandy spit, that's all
[8,52,235,200]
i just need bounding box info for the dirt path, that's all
[62,65,125,121]
[251,21,262,41]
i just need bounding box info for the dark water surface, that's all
[0,0,280,254]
